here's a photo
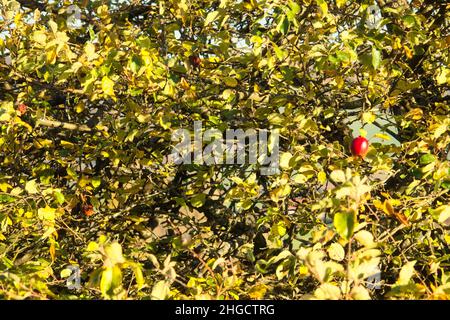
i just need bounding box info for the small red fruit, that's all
[82,204,94,217]
[17,103,27,115]
[351,136,369,158]
[189,55,201,69]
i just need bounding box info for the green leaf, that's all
[53,190,65,204]
[130,263,145,289]
[277,15,289,35]
[190,193,206,208]
[419,154,435,165]
[60,268,73,278]
[130,55,143,74]
[100,267,113,297]
[334,212,355,240]
[372,47,382,69]
[92,176,102,188]
[222,77,238,87]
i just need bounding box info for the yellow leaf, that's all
[248,284,267,299]
[25,180,39,194]
[359,128,367,137]
[279,152,293,170]
[102,76,115,97]
[374,133,391,140]
[49,20,58,33]
[337,0,346,8]
[0,182,11,192]
[405,108,423,120]
[435,67,450,85]
[33,31,47,45]
[85,42,98,61]
[362,112,376,124]
[38,206,56,221]
[429,122,448,139]
[60,140,75,149]
[403,45,413,59]
[34,138,54,149]
[204,10,219,26]
[105,242,125,264]
[316,0,328,17]
[318,171,327,184]
[49,242,56,261]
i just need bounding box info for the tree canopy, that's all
[0,0,449,299]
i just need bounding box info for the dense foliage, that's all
[0,0,449,299]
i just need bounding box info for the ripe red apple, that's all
[351,136,369,158]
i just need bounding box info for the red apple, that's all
[351,136,369,158]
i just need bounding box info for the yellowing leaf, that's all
[151,280,170,300]
[279,152,293,170]
[104,242,125,265]
[336,0,346,8]
[48,20,58,33]
[38,206,56,221]
[318,171,327,184]
[403,45,413,59]
[374,133,391,140]
[33,31,47,45]
[354,230,375,248]
[334,211,355,240]
[327,243,345,261]
[102,76,115,97]
[223,77,238,87]
[25,180,39,194]
[397,261,416,285]
[359,128,367,137]
[204,10,219,26]
[315,0,328,17]
[435,67,450,85]
[314,283,341,300]
[248,284,267,299]
[362,111,376,124]
[405,108,423,120]
[330,170,346,183]
[85,42,98,61]
[190,193,206,208]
